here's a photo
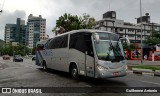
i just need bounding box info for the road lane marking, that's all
[142,72,154,76]
[0,61,5,64]
[140,80,160,86]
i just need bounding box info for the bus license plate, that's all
[112,72,119,76]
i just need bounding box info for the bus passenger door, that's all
[69,32,95,77]
[85,52,95,77]
[85,34,95,77]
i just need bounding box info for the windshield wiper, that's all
[106,39,114,61]
[106,39,125,62]
[114,41,125,60]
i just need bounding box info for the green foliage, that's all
[133,65,160,71]
[123,43,135,51]
[144,32,160,45]
[79,13,96,29]
[0,39,4,47]
[56,13,81,32]
[54,13,96,34]
[0,43,29,56]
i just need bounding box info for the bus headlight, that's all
[97,65,108,71]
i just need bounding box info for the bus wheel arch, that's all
[69,62,79,79]
[42,60,47,71]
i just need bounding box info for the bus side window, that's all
[69,32,94,57]
[59,34,68,48]
[69,33,86,53]
[47,34,68,49]
[69,34,77,48]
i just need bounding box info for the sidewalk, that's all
[127,60,160,77]
[127,60,160,66]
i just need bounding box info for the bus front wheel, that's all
[71,65,79,79]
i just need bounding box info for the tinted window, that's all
[69,32,94,57]
[97,32,119,41]
[48,34,68,49]
[98,32,110,40]
[109,33,119,41]
[45,39,52,49]
[69,33,86,53]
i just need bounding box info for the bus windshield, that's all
[94,32,125,62]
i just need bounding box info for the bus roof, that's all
[36,39,51,45]
[52,29,118,38]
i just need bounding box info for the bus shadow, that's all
[37,68,72,79]
[37,68,127,86]
[79,77,127,87]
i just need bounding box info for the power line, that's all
[0,0,5,13]
[2,0,5,10]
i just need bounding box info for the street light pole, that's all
[140,0,143,64]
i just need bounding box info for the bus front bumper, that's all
[96,65,127,78]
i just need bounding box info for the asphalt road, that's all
[0,57,160,96]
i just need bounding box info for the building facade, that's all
[4,18,27,45]
[95,11,160,44]
[27,14,46,49]
[5,15,47,49]
[5,24,16,44]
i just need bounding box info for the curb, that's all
[131,68,160,77]
[154,70,160,76]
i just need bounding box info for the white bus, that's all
[35,29,130,79]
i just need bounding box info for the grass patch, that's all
[132,65,160,71]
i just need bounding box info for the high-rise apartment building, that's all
[5,24,16,44]
[4,15,47,49]
[4,18,27,45]
[27,14,46,49]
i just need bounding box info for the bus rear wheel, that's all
[71,65,79,79]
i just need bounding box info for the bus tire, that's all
[42,61,47,71]
[70,64,79,79]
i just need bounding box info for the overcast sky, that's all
[0,0,160,40]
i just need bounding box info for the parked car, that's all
[3,55,10,60]
[32,56,35,61]
[13,55,23,62]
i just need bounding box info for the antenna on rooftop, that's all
[109,0,111,11]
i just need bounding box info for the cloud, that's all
[0,10,26,40]
[0,0,160,40]
[35,0,160,38]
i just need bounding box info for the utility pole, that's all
[140,0,143,64]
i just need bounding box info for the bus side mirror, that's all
[94,33,100,43]
[119,37,130,46]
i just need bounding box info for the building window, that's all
[100,21,104,26]
[120,28,123,31]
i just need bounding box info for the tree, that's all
[123,43,136,59]
[123,43,136,52]
[0,43,29,56]
[79,13,96,29]
[53,13,96,35]
[145,32,160,46]
[56,13,81,32]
